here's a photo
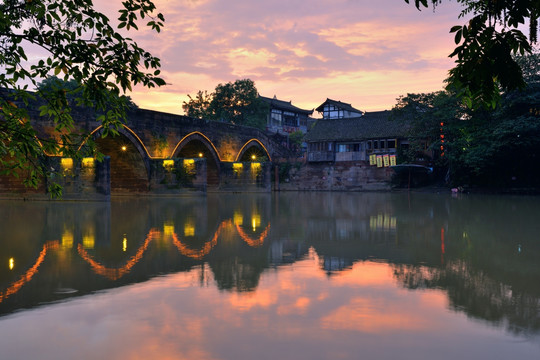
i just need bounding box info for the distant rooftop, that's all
[304,111,409,142]
[260,95,313,115]
[315,98,363,115]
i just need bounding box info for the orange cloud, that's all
[93,0,464,115]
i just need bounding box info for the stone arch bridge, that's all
[6,107,292,198]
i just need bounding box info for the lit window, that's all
[163,159,174,170]
[82,157,94,168]
[183,159,196,175]
[61,158,73,175]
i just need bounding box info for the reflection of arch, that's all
[235,139,272,162]
[235,223,271,248]
[77,229,160,281]
[0,241,59,304]
[172,220,232,260]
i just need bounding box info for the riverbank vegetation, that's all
[393,52,540,189]
[406,0,539,110]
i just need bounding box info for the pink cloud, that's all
[95,0,467,113]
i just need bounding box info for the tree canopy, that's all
[393,51,540,188]
[182,79,269,130]
[0,0,165,196]
[406,0,539,109]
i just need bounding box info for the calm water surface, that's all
[0,192,539,359]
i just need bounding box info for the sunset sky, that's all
[96,0,467,116]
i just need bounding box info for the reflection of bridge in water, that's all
[0,219,271,300]
[0,241,59,304]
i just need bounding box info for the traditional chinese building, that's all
[260,95,314,134]
[316,98,364,119]
[304,109,409,163]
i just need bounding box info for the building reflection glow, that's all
[62,229,74,249]
[251,213,261,232]
[82,228,95,249]
[233,211,243,226]
[369,213,396,231]
[163,222,175,238]
[184,221,195,237]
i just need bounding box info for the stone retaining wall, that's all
[277,161,393,191]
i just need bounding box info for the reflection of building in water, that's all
[320,256,354,274]
[307,212,399,275]
[62,228,74,249]
[307,213,397,245]
[82,227,95,249]
[369,213,397,232]
[268,239,309,266]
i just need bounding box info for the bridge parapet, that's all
[122,108,289,162]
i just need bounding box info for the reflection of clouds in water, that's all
[320,297,427,333]
[3,258,537,360]
[2,194,540,358]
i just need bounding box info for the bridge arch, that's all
[171,132,221,187]
[90,125,151,193]
[235,139,272,162]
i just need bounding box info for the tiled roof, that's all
[304,111,409,142]
[260,95,313,115]
[315,98,363,114]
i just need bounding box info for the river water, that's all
[0,192,539,359]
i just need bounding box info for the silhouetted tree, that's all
[406,0,539,109]
[183,79,269,130]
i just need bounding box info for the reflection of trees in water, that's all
[210,257,266,292]
[393,261,540,336]
[290,192,540,337]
